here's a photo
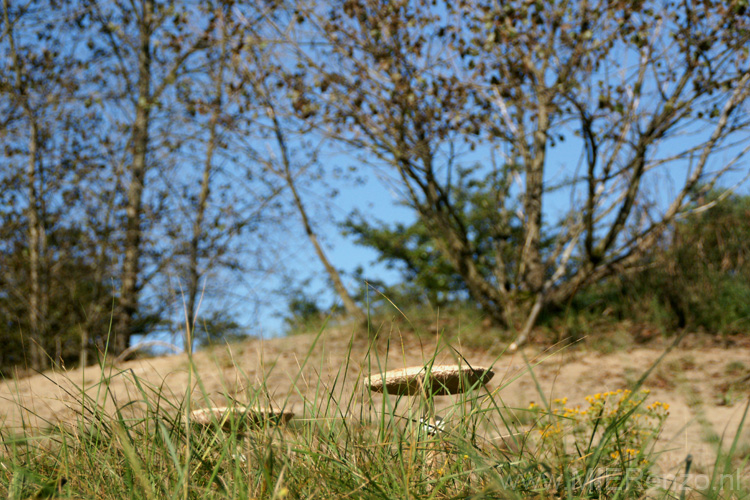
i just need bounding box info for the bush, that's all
[557,191,750,338]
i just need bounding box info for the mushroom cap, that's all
[366,364,494,396]
[189,404,294,431]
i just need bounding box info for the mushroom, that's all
[366,363,494,479]
[367,363,494,429]
[367,364,494,398]
[189,403,294,433]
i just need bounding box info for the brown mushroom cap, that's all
[189,404,294,431]
[366,364,494,396]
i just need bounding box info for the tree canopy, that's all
[1,0,749,372]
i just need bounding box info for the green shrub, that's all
[554,190,750,338]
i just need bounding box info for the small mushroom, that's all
[189,404,294,432]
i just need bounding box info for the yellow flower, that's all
[562,407,580,418]
[646,401,670,412]
[538,423,563,438]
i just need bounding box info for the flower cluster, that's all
[525,388,669,495]
[610,448,638,459]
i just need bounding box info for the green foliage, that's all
[344,165,524,310]
[279,284,331,335]
[661,191,750,333]
[194,311,248,348]
[345,216,465,307]
[557,190,750,337]
[0,224,115,374]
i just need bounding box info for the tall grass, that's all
[0,322,747,499]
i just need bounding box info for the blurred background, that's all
[1,0,749,374]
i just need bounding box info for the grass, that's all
[0,320,748,499]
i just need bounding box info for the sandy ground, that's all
[1,326,748,479]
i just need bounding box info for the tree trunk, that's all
[186,14,227,349]
[27,117,46,371]
[185,132,213,350]
[4,0,48,370]
[116,0,153,354]
[399,156,508,327]
[286,170,367,324]
[263,99,367,324]
[519,102,548,293]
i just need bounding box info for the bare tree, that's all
[88,0,212,353]
[153,2,295,349]
[183,6,229,349]
[293,0,750,346]
[463,0,750,347]
[176,3,264,349]
[2,0,46,369]
[1,0,86,369]
[1,0,113,369]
